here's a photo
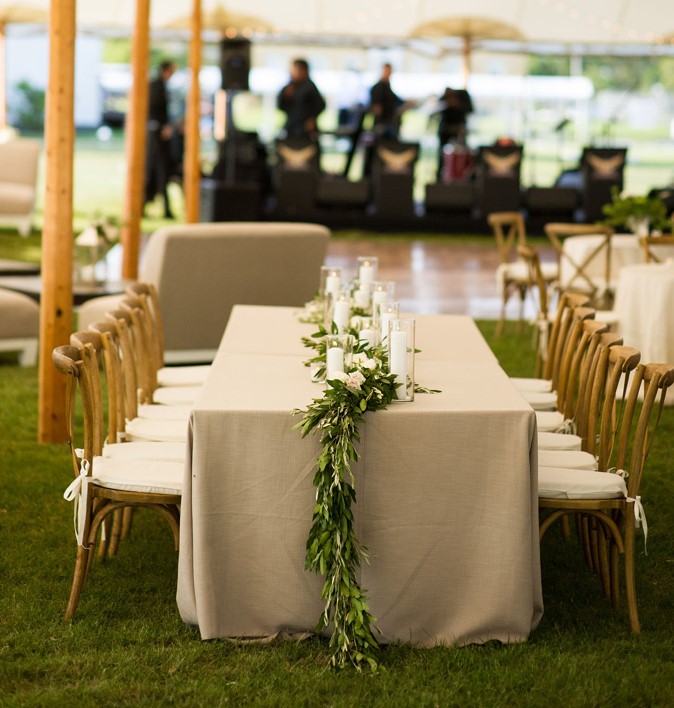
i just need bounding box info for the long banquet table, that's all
[177,305,543,646]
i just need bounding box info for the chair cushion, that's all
[497,261,558,286]
[595,309,620,325]
[103,441,186,463]
[76,294,125,330]
[125,417,188,442]
[539,450,597,471]
[137,404,192,421]
[536,410,565,432]
[152,386,201,406]
[511,377,552,393]
[157,364,211,387]
[537,432,582,451]
[538,466,626,500]
[92,457,183,495]
[522,390,557,410]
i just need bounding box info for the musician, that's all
[369,63,405,140]
[277,58,326,141]
[145,60,177,219]
[435,87,474,179]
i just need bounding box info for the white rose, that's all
[331,371,349,383]
[360,358,377,370]
[345,371,366,391]
[352,352,366,365]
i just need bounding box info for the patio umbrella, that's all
[0,3,49,129]
[410,15,525,87]
[163,2,272,37]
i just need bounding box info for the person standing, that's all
[145,60,176,219]
[277,58,326,141]
[435,87,474,179]
[369,63,404,140]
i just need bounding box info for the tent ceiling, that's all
[3,0,674,53]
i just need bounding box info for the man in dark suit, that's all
[369,63,404,140]
[145,60,176,218]
[277,58,326,141]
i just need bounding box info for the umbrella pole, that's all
[184,0,202,223]
[121,0,151,280]
[38,0,76,443]
[0,23,6,129]
[462,36,471,90]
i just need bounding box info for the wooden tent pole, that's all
[0,23,6,129]
[121,0,151,279]
[462,36,471,90]
[38,0,76,443]
[184,0,202,223]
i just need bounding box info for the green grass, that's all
[1,326,673,705]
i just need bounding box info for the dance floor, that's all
[326,238,555,319]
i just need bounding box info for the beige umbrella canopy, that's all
[163,3,272,36]
[0,4,49,130]
[410,15,525,88]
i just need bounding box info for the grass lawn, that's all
[1,325,673,706]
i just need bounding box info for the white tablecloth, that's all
[177,306,542,646]
[614,262,674,404]
[560,234,674,291]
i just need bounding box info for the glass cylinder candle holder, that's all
[388,318,415,402]
[352,281,372,311]
[327,290,351,333]
[379,301,400,343]
[371,281,396,323]
[357,316,377,349]
[324,334,354,383]
[320,265,343,299]
[357,256,379,286]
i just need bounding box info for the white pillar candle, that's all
[359,327,377,348]
[359,261,375,285]
[372,289,388,306]
[389,330,408,386]
[325,274,341,296]
[354,286,370,309]
[380,312,395,341]
[332,299,351,332]
[326,346,344,379]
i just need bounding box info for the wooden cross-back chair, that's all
[543,292,591,384]
[125,282,210,389]
[544,222,614,300]
[539,348,674,633]
[488,211,558,336]
[53,344,182,620]
[638,235,674,263]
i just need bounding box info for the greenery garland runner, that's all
[293,313,439,671]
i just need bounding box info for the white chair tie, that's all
[63,453,92,548]
[554,418,577,435]
[627,495,648,555]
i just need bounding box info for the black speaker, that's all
[220,39,251,91]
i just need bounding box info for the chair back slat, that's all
[488,212,526,264]
[107,311,139,421]
[638,235,674,263]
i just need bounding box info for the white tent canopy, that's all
[3,0,674,49]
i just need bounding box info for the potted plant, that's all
[602,187,668,236]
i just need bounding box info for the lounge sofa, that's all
[78,221,330,362]
[0,138,41,236]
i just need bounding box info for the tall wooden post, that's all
[0,24,6,129]
[38,0,76,443]
[121,0,151,279]
[184,0,202,223]
[462,37,471,90]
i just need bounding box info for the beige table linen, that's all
[614,262,674,404]
[223,305,498,363]
[177,309,542,646]
[559,234,674,291]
